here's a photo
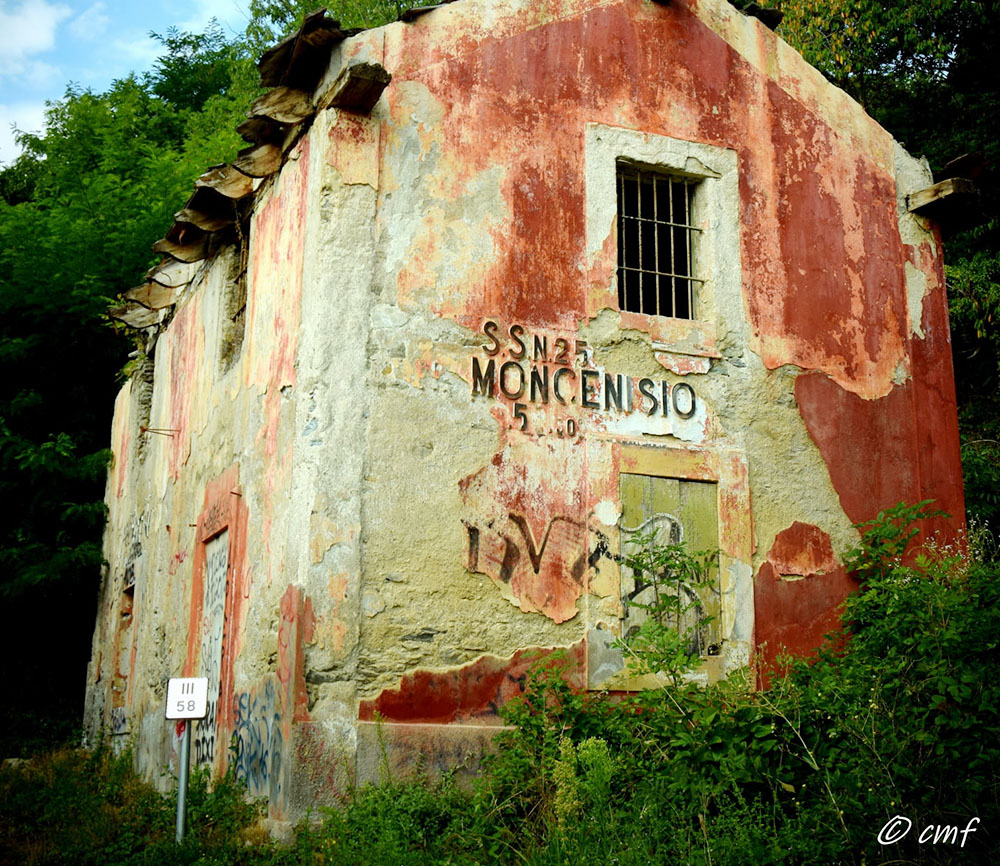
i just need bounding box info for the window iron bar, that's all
[618,266,705,282]
[618,215,702,232]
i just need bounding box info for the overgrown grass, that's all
[3,504,998,865]
[0,746,274,866]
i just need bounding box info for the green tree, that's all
[245,0,439,50]
[0,26,256,754]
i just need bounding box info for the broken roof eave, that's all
[112,7,391,335]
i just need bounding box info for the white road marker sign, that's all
[165,677,209,720]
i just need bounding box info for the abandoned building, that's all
[85,0,966,825]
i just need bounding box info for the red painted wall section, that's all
[743,84,908,399]
[754,522,857,686]
[388,0,755,330]
[182,465,249,735]
[768,520,839,577]
[164,294,203,480]
[795,372,921,526]
[907,243,966,539]
[796,367,964,540]
[277,584,316,724]
[358,640,587,724]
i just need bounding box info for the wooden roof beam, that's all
[146,257,200,288]
[195,164,257,200]
[906,177,980,235]
[907,177,977,214]
[318,61,391,113]
[233,142,283,178]
[258,8,347,90]
[173,208,234,234]
[110,302,164,330]
[124,283,181,311]
[153,235,211,263]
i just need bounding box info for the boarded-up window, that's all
[619,474,720,657]
[194,530,229,766]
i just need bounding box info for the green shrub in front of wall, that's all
[3,503,997,865]
[0,746,283,866]
[477,502,1000,865]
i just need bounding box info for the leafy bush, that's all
[617,530,719,684]
[0,745,280,866]
[477,502,1000,864]
[4,505,997,864]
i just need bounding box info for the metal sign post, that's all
[176,720,192,843]
[165,677,209,844]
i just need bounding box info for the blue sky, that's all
[0,0,251,166]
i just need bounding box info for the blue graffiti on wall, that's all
[232,678,283,803]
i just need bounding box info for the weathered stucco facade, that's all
[85,0,964,824]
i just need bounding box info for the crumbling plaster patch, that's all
[358,372,577,698]
[894,143,940,344]
[905,261,929,340]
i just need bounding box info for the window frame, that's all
[584,124,740,357]
[587,443,754,691]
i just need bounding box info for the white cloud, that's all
[0,100,47,165]
[179,0,248,37]
[19,57,63,89]
[0,0,72,79]
[109,31,160,69]
[68,1,109,41]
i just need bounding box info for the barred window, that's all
[616,163,701,319]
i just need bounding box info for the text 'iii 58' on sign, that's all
[165,678,209,719]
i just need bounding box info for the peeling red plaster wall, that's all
[391,0,756,329]
[768,521,838,576]
[754,523,857,686]
[278,584,316,724]
[383,0,961,684]
[248,135,308,398]
[745,85,907,398]
[907,243,966,540]
[247,136,309,589]
[460,440,589,622]
[795,372,921,525]
[795,368,964,540]
[359,641,587,724]
[165,295,202,479]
